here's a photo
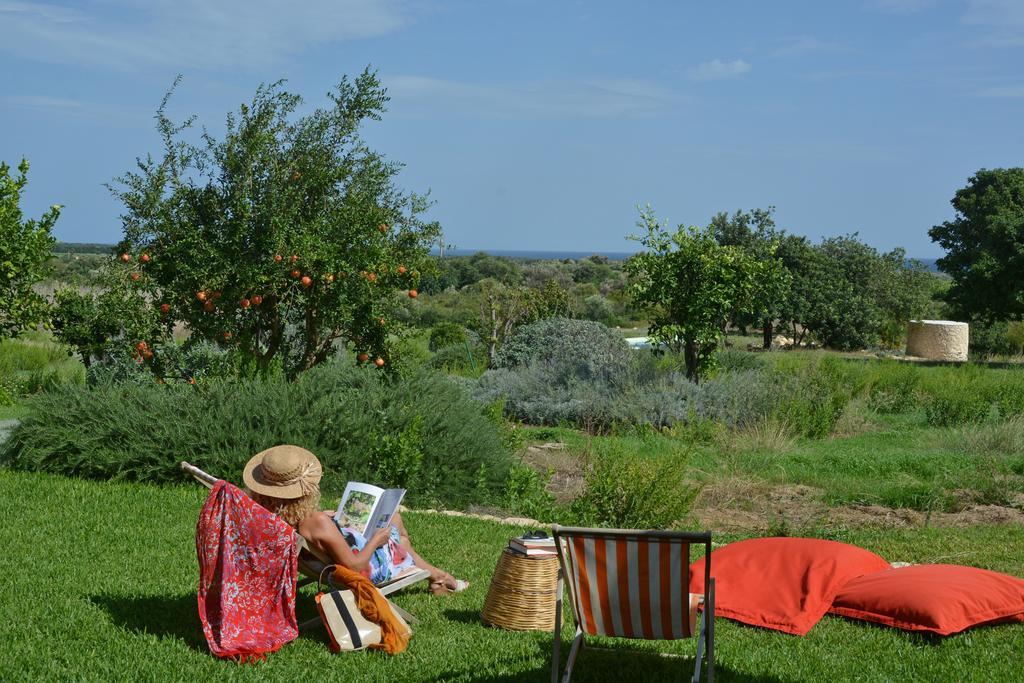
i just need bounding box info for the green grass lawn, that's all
[2,470,1023,682]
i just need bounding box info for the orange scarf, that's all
[331,564,411,654]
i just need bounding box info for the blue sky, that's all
[1,0,1022,257]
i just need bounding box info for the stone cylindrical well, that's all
[905,320,969,361]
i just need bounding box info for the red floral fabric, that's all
[196,480,298,661]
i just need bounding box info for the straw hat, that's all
[243,445,323,499]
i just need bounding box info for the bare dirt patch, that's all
[518,441,586,505]
[694,477,1024,533]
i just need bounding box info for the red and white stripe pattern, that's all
[560,534,700,640]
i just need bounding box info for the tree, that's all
[51,262,165,370]
[108,70,440,378]
[710,207,791,348]
[626,206,762,383]
[472,279,535,366]
[929,168,1024,322]
[0,159,60,339]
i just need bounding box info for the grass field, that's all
[2,470,1023,682]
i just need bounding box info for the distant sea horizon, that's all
[53,242,942,271]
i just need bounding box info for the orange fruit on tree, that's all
[367,272,377,283]
[251,295,263,306]
[135,341,148,352]
[130,272,141,281]
[274,254,283,263]
[204,301,215,312]
[119,253,131,263]
[291,269,301,279]
[189,377,197,385]
[357,352,369,363]
[291,254,299,264]
[375,357,385,367]
[140,253,151,263]
[160,303,171,315]
[397,265,407,274]
[408,289,418,299]
[143,350,154,360]
[301,275,312,288]
[240,298,251,309]
[197,291,207,302]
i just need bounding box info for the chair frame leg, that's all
[551,572,563,683]
[561,628,584,683]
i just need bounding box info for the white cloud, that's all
[963,0,1024,47]
[977,84,1024,98]
[867,0,935,13]
[0,95,83,110]
[771,36,848,58]
[686,59,751,82]
[0,0,410,70]
[384,76,687,119]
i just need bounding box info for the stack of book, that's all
[508,534,557,558]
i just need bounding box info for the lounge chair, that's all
[181,461,431,625]
[550,525,715,683]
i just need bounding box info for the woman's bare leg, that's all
[391,512,462,592]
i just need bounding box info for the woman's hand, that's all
[368,527,392,550]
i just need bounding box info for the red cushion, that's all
[689,537,890,636]
[830,564,1024,636]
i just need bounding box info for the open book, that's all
[333,482,406,537]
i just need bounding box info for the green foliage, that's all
[713,347,766,374]
[109,70,440,378]
[428,321,467,351]
[366,414,425,493]
[930,167,1024,321]
[711,207,792,345]
[569,446,699,529]
[0,159,60,339]
[866,362,921,413]
[51,267,167,370]
[769,357,854,438]
[0,363,510,507]
[0,333,84,400]
[493,317,634,383]
[969,319,1024,359]
[919,365,1024,426]
[627,206,764,382]
[502,461,556,521]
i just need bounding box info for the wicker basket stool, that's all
[481,548,560,631]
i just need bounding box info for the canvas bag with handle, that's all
[315,566,382,652]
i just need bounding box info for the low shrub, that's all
[714,348,766,374]
[768,357,856,438]
[493,317,634,384]
[428,322,467,351]
[568,444,699,529]
[0,363,511,508]
[502,461,557,521]
[866,362,921,413]
[86,340,237,386]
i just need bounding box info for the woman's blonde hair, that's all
[250,489,321,527]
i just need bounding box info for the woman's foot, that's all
[429,574,469,595]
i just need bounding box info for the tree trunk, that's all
[684,338,700,385]
[762,319,774,350]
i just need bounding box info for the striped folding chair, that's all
[550,526,715,683]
